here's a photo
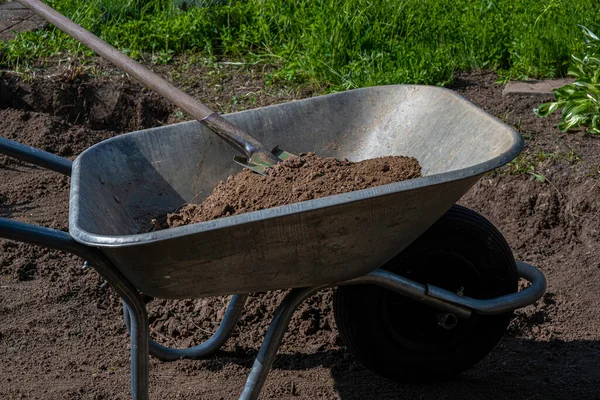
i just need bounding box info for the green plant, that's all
[501,149,579,189]
[535,25,600,134]
[527,165,545,182]
[527,166,561,194]
[1,1,599,90]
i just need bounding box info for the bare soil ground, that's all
[1,65,599,399]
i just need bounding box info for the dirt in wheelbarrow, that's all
[1,63,600,400]
[150,153,421,229]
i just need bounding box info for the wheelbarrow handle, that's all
[0,219,130,294]
[0,136,72,176]
[0,216,78,252]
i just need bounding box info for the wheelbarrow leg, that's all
[77,248,150,400]
[123,299,150,400]
[122,294,248,361]
[239,286,324,400]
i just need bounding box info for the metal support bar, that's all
[343,268,473,319]
[426,261,546,315]
[123,294,248,361]
[0,218,149,400]
[0,136,73,176]
[239,286,324,400]
[343,261,546,318]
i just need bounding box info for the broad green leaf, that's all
[569,102,593,118]
[535,101,561,117]
[561,101,587,121]
[560,113,590,130]
[580,25,600,43]
[553,85,576,98]
[589,57,600,67]
[572,81,594,90]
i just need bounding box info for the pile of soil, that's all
[1,68,599,400]
[160,153,421,229]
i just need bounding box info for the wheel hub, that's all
[436,312,458,330]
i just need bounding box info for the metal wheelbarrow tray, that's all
[0,85,547,399]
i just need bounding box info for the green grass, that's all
[1,0,599,90]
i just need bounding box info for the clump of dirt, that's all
[0,76,171,136]
[156,153,421,229]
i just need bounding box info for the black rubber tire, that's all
[333,204,518,382]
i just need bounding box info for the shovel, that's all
[16,0,294,175]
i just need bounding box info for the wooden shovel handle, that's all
[16,0,276,161]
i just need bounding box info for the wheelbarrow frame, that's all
[0,135,546,400]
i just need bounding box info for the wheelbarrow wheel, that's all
[333,204,518,382]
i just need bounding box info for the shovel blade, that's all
[233,146,295,175]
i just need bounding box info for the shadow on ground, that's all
[209,337,599,399]
[329,337,599,399]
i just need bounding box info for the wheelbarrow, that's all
[0,84,546,399]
